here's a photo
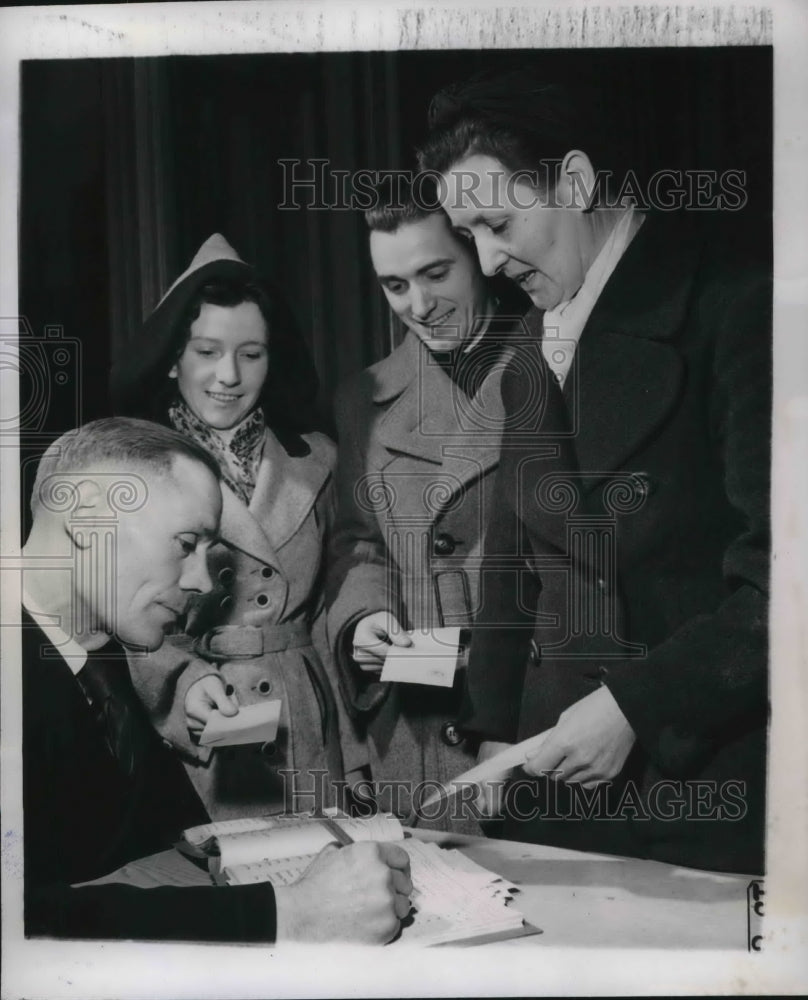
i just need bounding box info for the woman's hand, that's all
[351,612,412,673]
[184,673,239,733]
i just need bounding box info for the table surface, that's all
[414,830,754,949]
[94,828,755,950]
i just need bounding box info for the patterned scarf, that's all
[168,398,265,505]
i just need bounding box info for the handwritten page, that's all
[398,840,524,945]
[180,814,286,852]
[210,814,404,871]
[225,856,310,886]
[380,627,461,687]
[223,834,527,946]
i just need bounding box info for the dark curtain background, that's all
[19,46,772,522]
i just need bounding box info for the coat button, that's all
[528,639,540,664]
[219,595,233,612]
[255,593,270,608]
[218,567,235,586]
[633,472,655,499]
[433,533,456,556]
[257,679,272,695]
[598,665,609,679]
[261,566,275,579]
[261,741,277,757]
[440,721,463,747]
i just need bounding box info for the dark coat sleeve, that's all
[26,880,277,942]
[325,376,400,718]
[603,270,771,770]
[22,630,279,943]
[457,363,542,742]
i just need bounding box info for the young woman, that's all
[111,233,360,819]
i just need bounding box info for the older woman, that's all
[418,69,769,873]
[111,234,360,819]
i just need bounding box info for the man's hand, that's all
[474,740,515,817]
[184,672,239,734]
[274,841,412,944]
[523,686,636,787]
[351,612,412,673]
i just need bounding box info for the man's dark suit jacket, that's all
[460,212,769,874]
[22,613,277,940]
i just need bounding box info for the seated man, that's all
[20,417,411,942]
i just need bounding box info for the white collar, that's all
[22,586,88,675]
[541,209,643,387]
[548,208,641,322]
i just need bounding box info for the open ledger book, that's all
[177,813,537,946]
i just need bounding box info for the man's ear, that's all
[64,479,104,548]
[556,150,597,211]
[75,478,103,511]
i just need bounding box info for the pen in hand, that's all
[319,815,355,847]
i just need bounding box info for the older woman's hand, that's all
[522,686,636,788]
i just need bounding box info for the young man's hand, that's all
[274,841,413,944]
[351,612,412,673]
[184,671,239,733]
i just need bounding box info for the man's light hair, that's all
[30,417,221,517]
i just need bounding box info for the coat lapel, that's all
[218,482,278,565]
[505,307,581,553]
[370,332,508,522]
[250,429,331,550]
[217,429,331,560]
[565,213,698,490]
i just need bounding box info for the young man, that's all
[327,179,531,831]
[20,417,410,942]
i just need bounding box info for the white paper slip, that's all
[419,727,555,809]
[380,627,461,687]
[200,699,282,747]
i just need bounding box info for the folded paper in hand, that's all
[419,727,555,809]
[380,626,461,687]
[200,699,282,747]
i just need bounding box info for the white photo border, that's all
[1,1,806,997]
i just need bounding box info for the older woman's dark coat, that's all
[460,212,770,874]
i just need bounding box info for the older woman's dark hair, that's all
[110,264,321,454]
[418,67,612,200]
